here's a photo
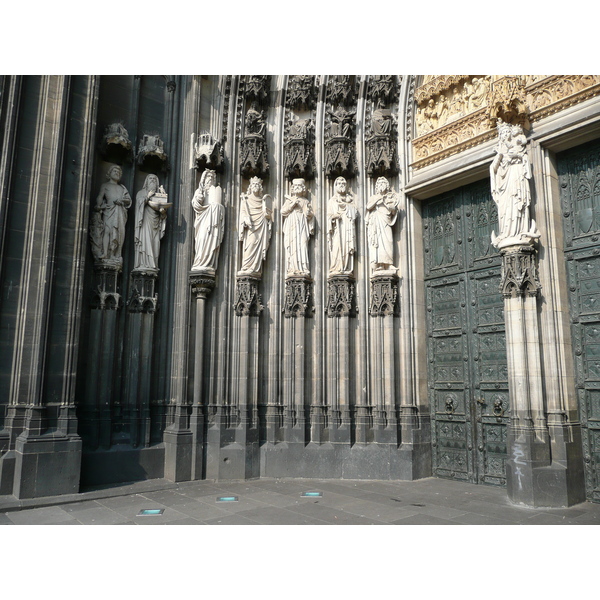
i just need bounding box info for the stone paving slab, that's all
[2,476,600,525]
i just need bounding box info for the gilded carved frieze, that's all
[412,75,600,170]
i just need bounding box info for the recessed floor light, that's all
[137,509,164,516]
[216,496,239,502]
[301,492,323,497]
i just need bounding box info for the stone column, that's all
[369,274,400,444]
[124,269,159,449]
[189,273,216,480]
[282,276,312,443]
[326,275,355,444]
[500,245,554,505]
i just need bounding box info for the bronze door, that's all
[424,180,509,485]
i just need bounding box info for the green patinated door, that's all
[559,138,600,503]
[423,180,510,486]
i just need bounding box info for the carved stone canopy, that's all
[128,270,158,314]
[284,277,313,318]
[234,276,264,316]
[368,75,397,106]
[287,76,316,111]
[327,75,356,107]
[366,135,398,178]
[137,134,169,173]
[284,119,315,180]
[244,75,271,106]
[99,122,133,164]
[499,246,541,298]
[240,136,269,179]
[369,275,399,317]
[194,132,224,172]
[326,275,356,317]
[325,137,356,180]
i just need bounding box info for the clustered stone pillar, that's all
[489,119,554,506]
[499,246,551,504]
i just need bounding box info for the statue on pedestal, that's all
[327,177,358,276]
[366,177,399,274]
[191,169,225,274]
[134,174,169,271]
[490,120,540,249]
[281,179,314,277]
[238,177,273,277]
[90,165,132,267]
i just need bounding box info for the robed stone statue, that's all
[366,177,399,274]
[90,164,132,267]
[238,176,273,277]
[191,169,225,274]
[133,174,168,272]
[281,178,314,277]
[327,177,358,276]
[490,120,540,249]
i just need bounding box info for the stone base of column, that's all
[163,429,193,483]
[507,423,586,507]
[0,451,16,495]
[12,433,82,499]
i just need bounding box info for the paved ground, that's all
[1,476,599,525]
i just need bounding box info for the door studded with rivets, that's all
[423,180,510,486]
[559,138,600,503]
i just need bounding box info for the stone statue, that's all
[327,106,356,138]
[244,102,266,138]
[423,98,438,131]
[238,176,273,277]
[371,99,393,136]
[366,177,400,274]
[281,178,314,277]
[490,120,540,249]
[133,174,168,271]
[90,165,132,266]
[327,177,358,276]
[191,169,225,274]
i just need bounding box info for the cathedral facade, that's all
[1,75,600,508]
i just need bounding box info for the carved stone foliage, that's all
[194,132,224,172]
[244,75,271,106]
[234,276,263,316]
[99,122,133,164]
[287,76,316,111]
[137,134,169,173]
[284,118,315,180]
[369,275,398,316]
[240,102,269,178]
[189,272,216,300]
[490,120,540,249]
[284,277,313,318]
[326,276,355,317]
[127,271,158,313]
[499,246,541,298]
[91,265,121,310]
[413,75,600,170]
[90,165,131,268]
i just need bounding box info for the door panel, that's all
[559,138,600,502]
[424,180,509,486]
